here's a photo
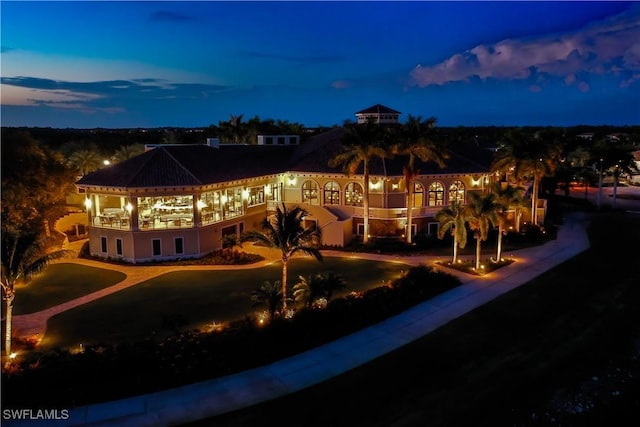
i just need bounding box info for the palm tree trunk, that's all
[281,260,288,314]
[406,177,414,244]
[4,295,14,356]
[496,225,503,261]
[475,237,482,270]
[452,236,458,264]
[531,178,539,225]
[363,158,370,244]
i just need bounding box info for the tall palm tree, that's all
[251,280,282,320]
[329,118,389,244]
[489,183,524,261]
[435,201,468,264]
[391,115,448,244]
[491,129,561,225]
[240,203,322,314]
[1,230,72,355]
[591,137,639,210]
[464,191,500,270]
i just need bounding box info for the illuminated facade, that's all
[76,107,499,263]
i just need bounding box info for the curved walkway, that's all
[7,213,592,427]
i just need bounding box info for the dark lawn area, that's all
[40,257,407,349]
[189,211,640,427]
[13,263,126,315]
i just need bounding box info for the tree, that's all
[251,280,283,321]
[464,191,500,270]
[491,129,561,225]
[68,149,104,176]
[112,144,145,162]
[490,183,524,261]
[293,272,347,309]
[1,228,72,355]
[219,114,249,144]
[391,115,448,244]
[591,137,639,209]
[435,201,468,264]
[329,118,389,244]
[240,203,322,314]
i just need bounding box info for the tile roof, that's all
[76,130,494,189]
[355,104,401,115]
[76,145,295,188]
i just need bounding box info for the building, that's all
[76,106,501,263]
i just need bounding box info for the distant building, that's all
[355,104,401,124]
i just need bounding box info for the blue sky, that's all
[1,1,639,128]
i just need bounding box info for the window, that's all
[449,180,465,205]
[101,236,107,253]
[323,181,340,205]
[278,137,285,145]
[345,182,363,206]
[266,183,280,202]
[302,180,319,205]
[428,182,444,206]
[152,239,161,256]
[174,237,184,255]
[413,182,424,207]
[116,238,123,256]
[247,186,265,207]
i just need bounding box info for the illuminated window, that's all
[302,180,319,205]
[413,182,424,207]
[345,182,363,206]
[449,180,465,205]
[324,181,340,205]
[428,182,444,206]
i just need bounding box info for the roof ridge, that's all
[160,147,205,186]
[122,148,162,187]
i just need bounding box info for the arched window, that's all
[413,182,424,207]
[324,181,340,205]
[449,180,465,205]
[302,180,319,205]
[428,181,444,206]
[345,182,363,206]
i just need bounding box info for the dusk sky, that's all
[1,1,639,129]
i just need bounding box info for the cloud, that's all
[0,77,232,113]
[410,8,640,88]
[331,80,352,89]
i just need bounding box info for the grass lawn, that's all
[13,263,126,315]
[190,211,640,427]
[41,257,408,349]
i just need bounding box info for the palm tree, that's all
[68,149,104,176]
[240,203,322,314]
[1,230,72,355]
[491,129,561,225]
[293,274,325,310]
[112,144,145,162]
[294,272,347,309]
[489,183,524,261]
[329,118,389,244]
[435,201,468,264]
[591,137,639,210]
[251,280,282,320]
[464,191,499,270]
[391,115,448,244]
